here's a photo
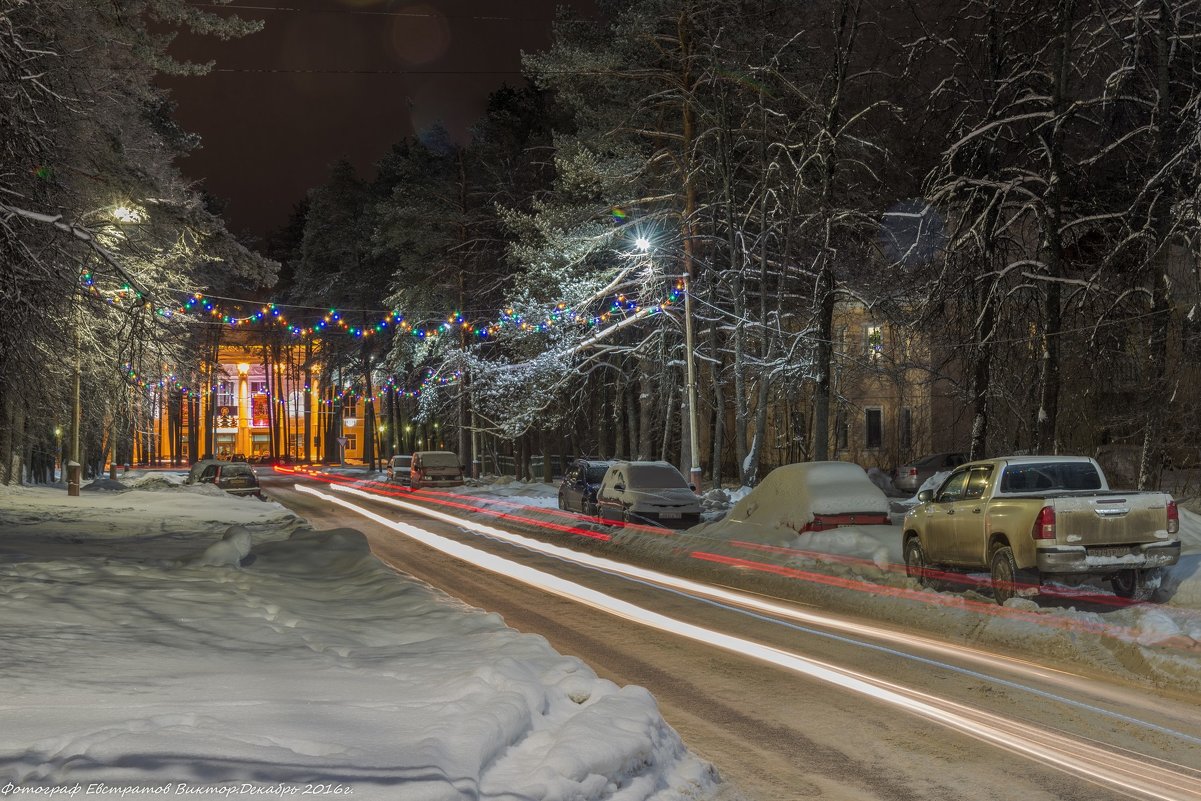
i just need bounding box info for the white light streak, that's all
[301,483,1201,801]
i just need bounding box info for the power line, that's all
[191,2,587,23]
[210,67,523,75]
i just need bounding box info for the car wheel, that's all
[583,499,597,517]
[904,538,930,588]
[1111,568,1159,602]
[558,494,567,511]
[989,545,1019,605]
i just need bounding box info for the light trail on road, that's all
[298,481,1201,801]
[320,482,1194,713]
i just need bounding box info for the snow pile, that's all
[0,484,716,800]
[186,523,253,567]
[458,478,559,508]
[865,466,897,495]
[127,471,188,491]
[788,526,897,570]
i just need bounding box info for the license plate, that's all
[1090,546,1132,558]
[659,511,681,519]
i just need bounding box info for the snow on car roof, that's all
[721,461,890,536]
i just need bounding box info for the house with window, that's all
[823,300,967,472]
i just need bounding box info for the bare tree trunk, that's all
[638,355,655,459]
[1034,0,1076,454]
[626,379,640,459]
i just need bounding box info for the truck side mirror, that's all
[917,489,933,503]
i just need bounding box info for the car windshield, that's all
[419,452,459,468]
[1000,462,1102,492]
[393,457,411,467]
[626,464,688,489]
[222,464,254,478]
[585,465,609,482]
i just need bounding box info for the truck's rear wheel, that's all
[904,539,931,588]
[990,545,1019,605]
[1111,568,1158,602]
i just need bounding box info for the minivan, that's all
[410,451,464,490]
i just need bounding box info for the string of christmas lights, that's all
[156,286,683,340]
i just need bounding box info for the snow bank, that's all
[0,484,717,800]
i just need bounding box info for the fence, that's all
[483,454,565,481]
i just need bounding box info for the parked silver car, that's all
[893,452,967,492]
[596,461,701,529]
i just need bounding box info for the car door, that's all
[922,468,969,564]
[597,469,624,521]
[952,465,994,564]
[560,464,580,511]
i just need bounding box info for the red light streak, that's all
[350,481,612,541]
[690,550,1175,644]
[726,539,1189,612]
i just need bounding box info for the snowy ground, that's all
[0,475,718,800]
[12,462,1196,799]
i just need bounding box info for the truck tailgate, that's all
[1053,495,1170,546]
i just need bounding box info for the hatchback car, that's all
[191,460,263,499]
[595,461,701,528]
[387,454,413,486]
[558,459,613,515]
[893,452,968,492]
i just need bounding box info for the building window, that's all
[900,407,912,452]
[217,380,236,407]
[866,325,883,360]
[835,409,848,450]
[344,434,357,452]
[865,408,883,449]
[250,381,268,395]
[342,399,359,418]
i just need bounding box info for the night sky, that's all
[162,1,595,241]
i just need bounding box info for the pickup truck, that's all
[902,456,1180,604]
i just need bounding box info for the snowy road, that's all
[264,472,1201,801]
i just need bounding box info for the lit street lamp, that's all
[636,236,701,489]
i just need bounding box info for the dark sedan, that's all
[557,459,613,516]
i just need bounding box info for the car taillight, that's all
[907,468,917,477]
[1167,500,1179,535]
[1032,506,1056,540]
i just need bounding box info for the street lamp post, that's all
[637,237,702,489]
[682,268,702,490]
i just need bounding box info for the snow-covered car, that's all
[722,461,892,535]
[186,458,226,486]
[596,461,701,528]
